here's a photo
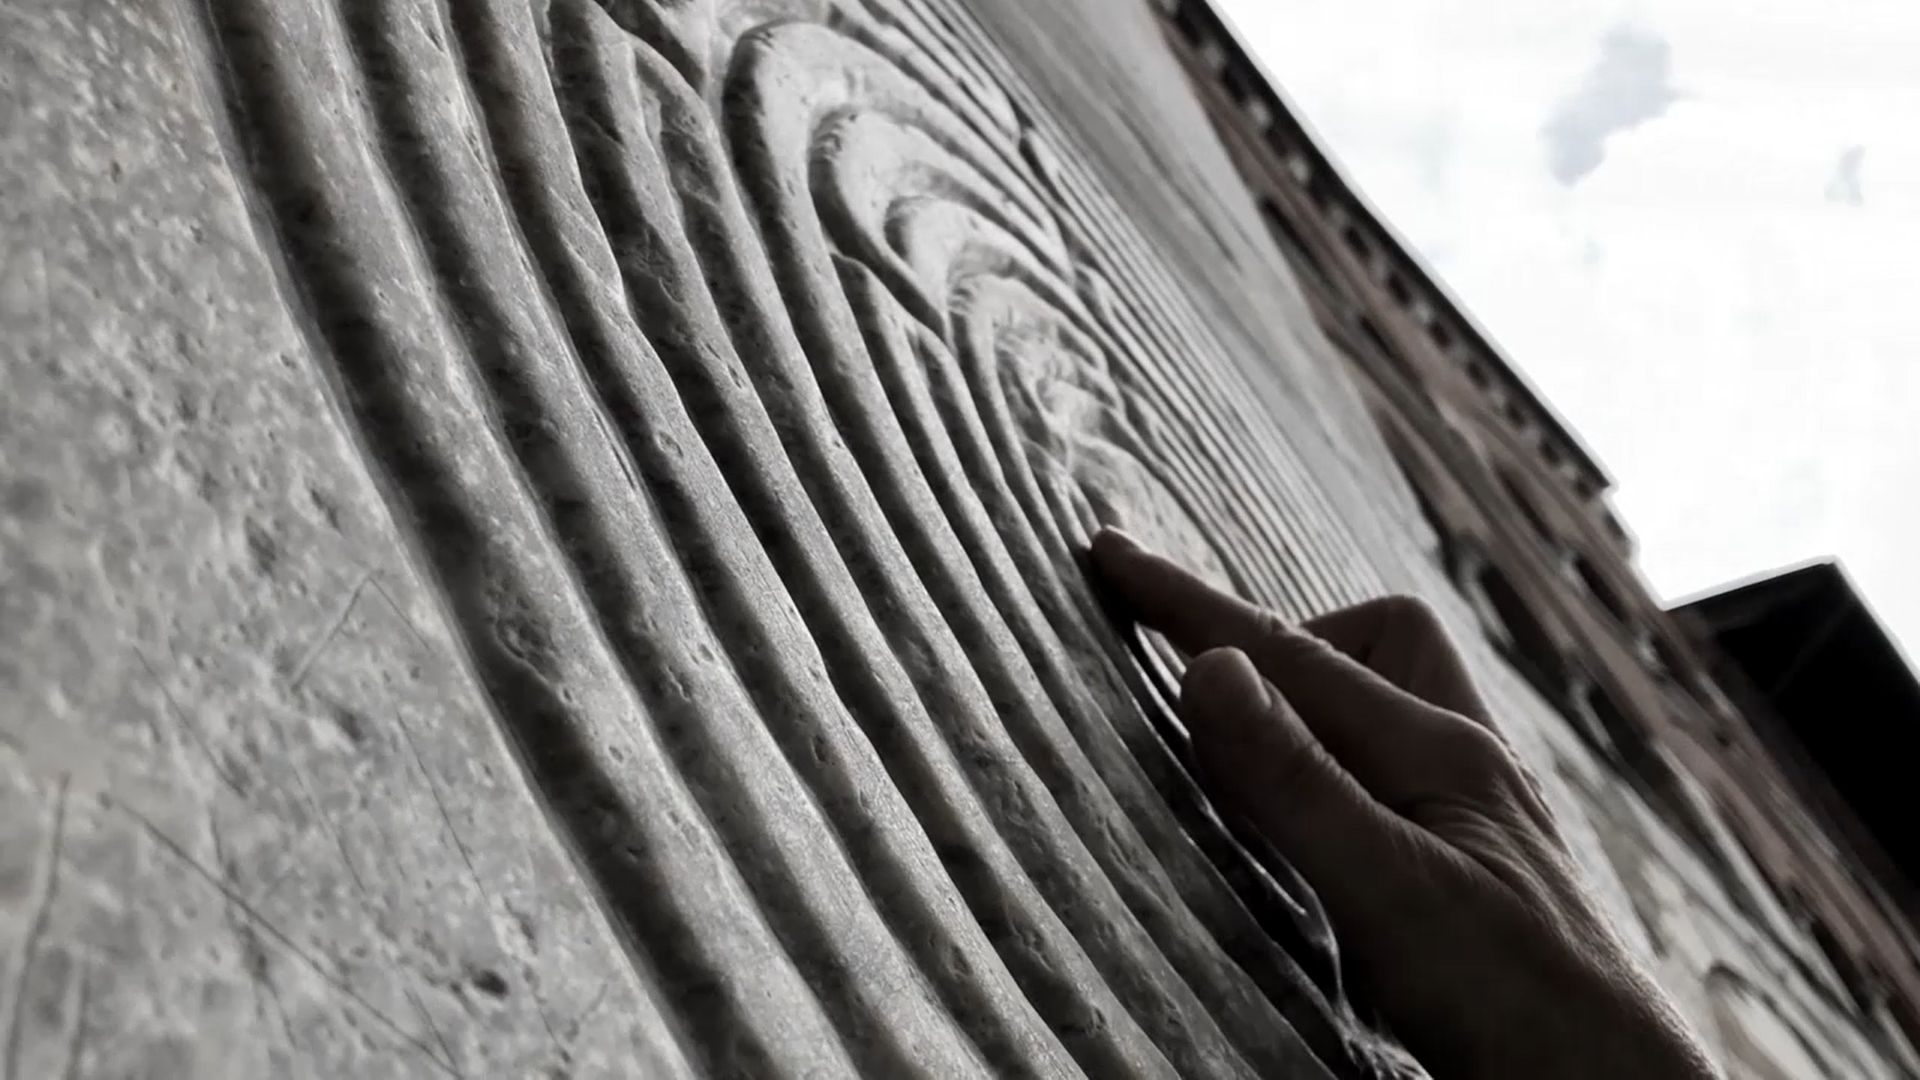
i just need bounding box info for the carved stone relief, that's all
[2,0,1436,1075]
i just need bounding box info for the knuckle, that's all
[1254,609,1294,645]
[1378,593,1446,638]
[1266,735,1339,799]
[1257,610,1333,664]
[1439,723,1515,792]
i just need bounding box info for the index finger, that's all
[1090,528,1475,806]
[1089,528,1269,655]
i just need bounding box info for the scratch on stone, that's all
[367,575,436,655]
[534,975,614,1078]
[408,983,464,1080]
[260,978,304,1080]
[208,819,303,1075]
[289,764,372,894]
[36,248,50,337]
[2,774,68,1080]
[289,572,374,689]
[251,851,302,916]
[501,972,610,1080]
[392,710,563,1052]
[135,650,246,798]
[250,919,306,1080]
[260,945,305,1066]
[392,710,483,896]
[56,955,86,1080]
[115,800,458,1077]
[267,722,463,1078]
[566,977,611,1040]
[527,979,566,1060]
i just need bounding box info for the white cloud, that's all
[1210,0,1920,658]
[1826,145,1866,206]
[1542,25,1682,185]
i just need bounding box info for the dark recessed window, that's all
[1429,321,1454,350]
[1308,173,1336,209]
[1386,273,1413,306]
[1258,197,1329,284]
[1356,315,1419,386]
[1342,224,1368,259]
[1381,438,1458,573]
[1465,361,1492,389]
[1586,682,1629,739]
[1475,562,1569,704]
[1805,915,1878,1015]
[1603,510,1628,542]
[1171,5,1206,44]
[1583,685,1741,881]
[1203,111,1231,148]
[1357,314,1391,353]
[1498,470,1556,546]
[1648,633,1684,680]
[1567,681,1621,758]
[1573,553,1631,624]
[1222,63,1255,104]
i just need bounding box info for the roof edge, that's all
[1169,0,1614,488]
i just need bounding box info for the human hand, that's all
[1090,529,1718,1079]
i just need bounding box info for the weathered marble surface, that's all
[8,0,1907,1077]
[2,0,1434,1074]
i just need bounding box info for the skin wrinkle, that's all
[1090,526,1722,1080]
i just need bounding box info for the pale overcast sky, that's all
[1212,0,1920,659]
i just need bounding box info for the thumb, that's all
[1182,647,1427,934]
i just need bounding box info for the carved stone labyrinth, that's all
[172,0,1415,1074]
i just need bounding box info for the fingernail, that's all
[1091,526,1143,562]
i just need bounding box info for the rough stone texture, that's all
[1,0,1425,1074]
[3,0,1904,1077]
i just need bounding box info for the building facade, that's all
[4,0,1915,1075]
[1158,2,1920,1075]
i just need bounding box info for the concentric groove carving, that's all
[192,0,1423,1074]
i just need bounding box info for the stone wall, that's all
[4,0,1910,1076]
